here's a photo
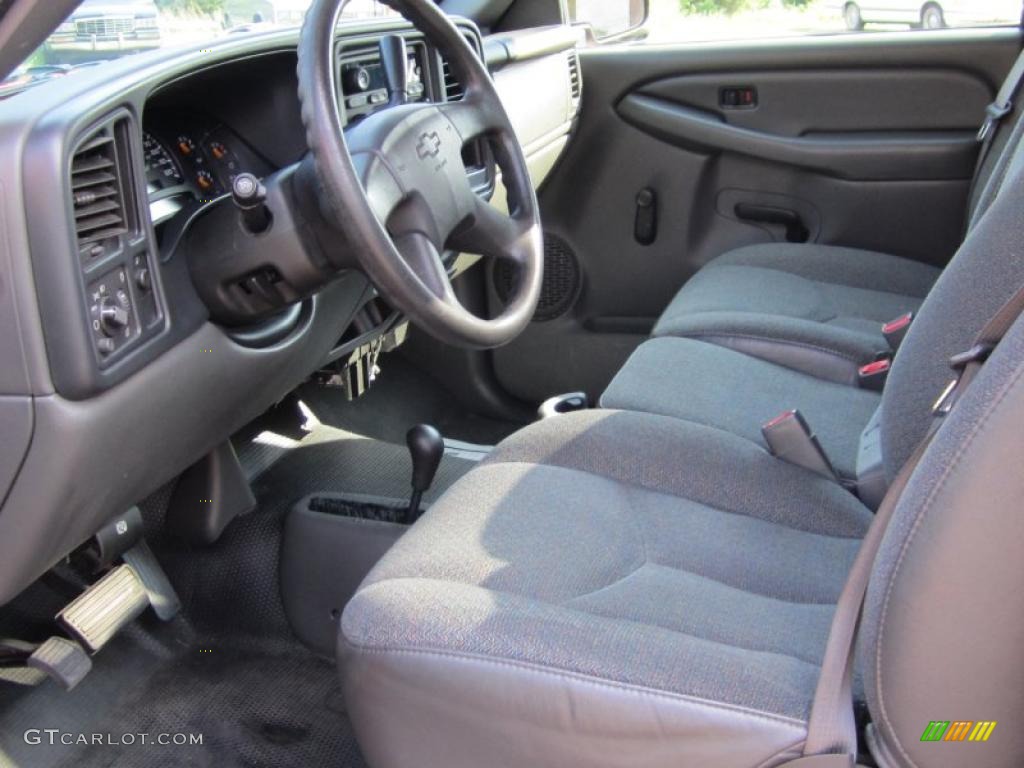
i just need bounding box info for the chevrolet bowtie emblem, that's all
[416,131,442,160]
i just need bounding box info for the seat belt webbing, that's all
[798,283,1024,763]
[971,48,1024,204]
[978,47,1024,144]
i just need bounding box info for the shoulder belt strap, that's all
[794,281,1024,763]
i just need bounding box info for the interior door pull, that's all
[734,202,809,243]
[634,188,658,245]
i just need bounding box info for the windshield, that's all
[2,0,394,98]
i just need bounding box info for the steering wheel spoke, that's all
[450,196,535,264]
[393,230,456,303]
[349,149,405,223]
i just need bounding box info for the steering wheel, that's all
[295,0,544,349]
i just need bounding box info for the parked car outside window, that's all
[46,0,162,61]
[830,0,1023,30]
[572,0,1024,45]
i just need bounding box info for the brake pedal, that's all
[58,564,149,653]
[123,540,181,621]
[81,506,182,621]
[1,510,182,692]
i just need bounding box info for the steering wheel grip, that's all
[296,0,544,349]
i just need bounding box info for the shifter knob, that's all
[405,424,444,523]
[378,34,409,106]
[407,424,444,492]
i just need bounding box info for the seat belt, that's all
[969,47,1024,210]
[787,283,1024,768]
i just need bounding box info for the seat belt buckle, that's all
[882,312,913,351]
[762,410,837,480]
[858,357,891,391]
[978,101,1012,142]
[932,343,996,416]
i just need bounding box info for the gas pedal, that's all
[0,636,92,690]
[28,637,92,690]
[1,516,181,692]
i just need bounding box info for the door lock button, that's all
[720,86,757,110]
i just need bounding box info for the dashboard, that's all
[143,120,271,221]
[140,40,434,212]
[0,16,580,607]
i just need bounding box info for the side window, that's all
[570,0,1023,44]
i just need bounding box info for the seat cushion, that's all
[655,244,941,384]
[601,337,881,481]
[341,411,872,768]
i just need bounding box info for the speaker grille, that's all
[494,233,581,321]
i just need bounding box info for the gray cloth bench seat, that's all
[341,410,873,768]
[601,336,881,482]
[653,244,941,385]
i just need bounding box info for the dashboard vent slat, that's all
[71,126,129,252]
[72,170,117,190]
[74,199,121,220]
[567,50,582,101]
[75,211,125,234]
[72,154,115,175]
[441,57,464,102]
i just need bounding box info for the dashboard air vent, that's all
[71,125,129,259]
[441,56,465,101]
[567,50,582,102]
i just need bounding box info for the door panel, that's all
[618,92,977,180]
[636,68,989,136]
[489,29,1023,403]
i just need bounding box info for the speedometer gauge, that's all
[143,132,184,191]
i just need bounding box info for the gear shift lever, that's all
[405,424,444,523]
[378,34,409,106]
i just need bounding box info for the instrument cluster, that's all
[142,114,272,225]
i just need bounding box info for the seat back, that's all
[861,307,1024,767]
[879,122,1024,481]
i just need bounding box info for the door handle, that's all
[734,202,809,243]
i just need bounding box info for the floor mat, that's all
[0,626,366,768]
[169,422,476,639]
[1,424,475,768]
[66,640,362,768]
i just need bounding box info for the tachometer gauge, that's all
[143,132,184,191]
[176,135,196,157]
